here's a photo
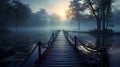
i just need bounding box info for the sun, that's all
[57,9,66,21]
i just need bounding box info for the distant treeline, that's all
[0,0,62,33]
[66,0,120,33]
[0,0,32,32]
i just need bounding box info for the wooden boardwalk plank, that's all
[33,31,89,67]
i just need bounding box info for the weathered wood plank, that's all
[33,31,89,67]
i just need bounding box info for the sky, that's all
[20,0,120,20]
[113,0,120,9]
[20,0,69,20]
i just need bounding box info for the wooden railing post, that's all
[75,36,77,48]
[37,41,41,59]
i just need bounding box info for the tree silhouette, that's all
[67,0,113,32]
[36,9,48,25]
[29,8,48,27]
[0,0,32,33]
[68,0,87,31]
[86,0,113,31]
[0,0,12,32]
[13,0,32,33]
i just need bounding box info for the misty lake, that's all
[69,32,120,67]
[0,28,120,67]
[0,28,55,66]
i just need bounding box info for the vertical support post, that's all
[37,41,41,59]
[75,36,77,48]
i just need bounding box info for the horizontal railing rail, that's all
[18,30,60,67]
[63,30,101,62]
[63,30,99,53]
[63,30,110,67]
[75,37,98,52]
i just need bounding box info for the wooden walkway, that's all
[33,31,89,67]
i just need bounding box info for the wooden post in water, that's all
[37,41,41,59]
[75,36,77,48]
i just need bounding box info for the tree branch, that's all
[86,0,99,19]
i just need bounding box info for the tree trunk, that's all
[78,16,80,31]
[102,10,106,31]
[97,19,101,31]
[102,1,106,31]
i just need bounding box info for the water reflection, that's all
[0,29,55,67]
[70,32,119,67]
[94,34,112,67]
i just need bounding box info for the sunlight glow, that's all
[57,9,67,21]
[24,0,69,21]
[46,0,69,21]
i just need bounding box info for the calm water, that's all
[69,32,120,67]
[0,28,55,66]
[0,29,120,67]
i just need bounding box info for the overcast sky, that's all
[20,0,70,20]
[20,0,120,12]
[20,0,69,13]
[20,0,120,13]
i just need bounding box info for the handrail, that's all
[20,44,38,67]
[18,30,60,67]
[64,30,110,67]
[63,30,101,63]
[63,30,99,53]
[76,37,98,52]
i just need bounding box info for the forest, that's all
[0,0,62,33]
[0,0,120,34]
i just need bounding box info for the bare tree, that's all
[86,0,113,31]
[69,0,87,31]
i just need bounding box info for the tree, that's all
[13,0,32,32]
[67,0,113,32]
[36,8,48,25]
[0,0,12,32]
[14,1,31,23]
[68,0,87,31]
[86,0,113,31]
[0,0,32,33]
[29,8,48,27]
[67,0,92,31]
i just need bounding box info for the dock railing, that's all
[63,30,109,67]
[15,30,60,67]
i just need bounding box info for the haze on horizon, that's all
[20,0,70,21]
[20,0,120,21]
